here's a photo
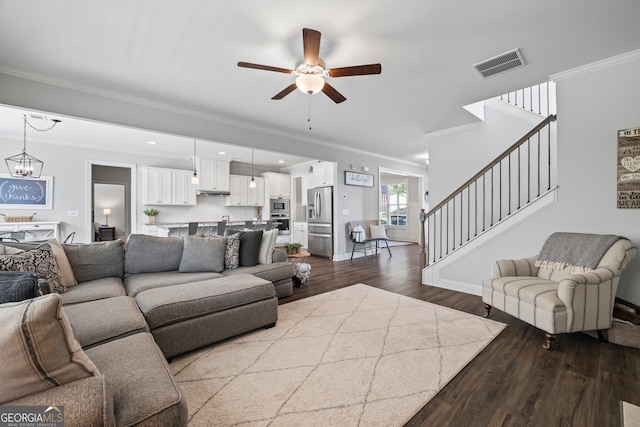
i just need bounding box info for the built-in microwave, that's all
[270,198,290,214]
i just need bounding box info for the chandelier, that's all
[5,114,61,178]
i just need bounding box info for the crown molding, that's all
[551,49,640,82]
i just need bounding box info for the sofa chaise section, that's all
[135,274,277,358]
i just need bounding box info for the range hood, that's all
[197,190,231,196]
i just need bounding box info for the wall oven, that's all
[270,214,290,235]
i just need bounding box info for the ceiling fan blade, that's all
[302,28,321,66]
[237,62,293,74]
[271,84,298,100]
[321,82,346,104]
[328,63,382,78]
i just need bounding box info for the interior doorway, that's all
[93,183,126,240]
[379,168,425,243]
[88,161,137,241]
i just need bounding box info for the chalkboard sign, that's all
[0,175,53,209]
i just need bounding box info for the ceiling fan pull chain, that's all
[308,93,312,130]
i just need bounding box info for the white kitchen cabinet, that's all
[142,167,196,206]
[311,162,335,187]
[292,222,308,249]
[226,175,265,206]
[172,170,197,205]
[198,158,230,193]
[142,167,173,205]
[263,172,291,198]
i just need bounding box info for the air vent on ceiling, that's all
[29,113,48,121]
[473,48,526,78]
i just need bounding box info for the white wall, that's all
[426,50,640,305]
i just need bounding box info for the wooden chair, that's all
[348,220,392,261]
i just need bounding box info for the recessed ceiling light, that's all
[147,141,157,145]
[278,160,285,164]
[219,151,226,155]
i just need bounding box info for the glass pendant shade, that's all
[296,74,325,94]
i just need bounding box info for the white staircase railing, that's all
[498,82,557,117]
[423,115,557,267]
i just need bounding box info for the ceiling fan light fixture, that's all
[296,74,325,94]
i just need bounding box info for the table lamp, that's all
[103,208,111,226]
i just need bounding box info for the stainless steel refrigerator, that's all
[307,186,333,258]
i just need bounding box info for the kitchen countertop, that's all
[148,221,271,229]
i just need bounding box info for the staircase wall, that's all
[424,50,640,305]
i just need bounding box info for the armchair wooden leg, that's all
[542,333,558,350]
[483,304,492,318]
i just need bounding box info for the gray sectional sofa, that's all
[0,231,295,426]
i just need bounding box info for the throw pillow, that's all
[258,229,279,264]
[239,230,263,267]
[0,243,66,293]
[0,272,51,304]
[0,243,24,255]
[369,224,388,239]
[48,240,78,287]
[0,240,76,286]
[225,233,240,269]
[0,293,99,402]
[63,240,125,282]
[124,234,183,274]
[178,236,226,273]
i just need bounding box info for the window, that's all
[380,182,407,226]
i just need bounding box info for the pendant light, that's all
[191,139,199,185]
[5,114,60,178]
[249,148,256,188]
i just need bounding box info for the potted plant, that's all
[143,208,159,224]
[284,242,303,255]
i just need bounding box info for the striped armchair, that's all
[482,233,637,349]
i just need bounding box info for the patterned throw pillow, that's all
[225,233,240,269]
[0,243,67,293]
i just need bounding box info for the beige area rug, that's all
[170,284,506,426]
[623,402,640,427]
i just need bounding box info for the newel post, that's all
[419,208,427,270]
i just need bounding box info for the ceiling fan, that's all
[238,28,381,104]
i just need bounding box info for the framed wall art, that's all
[0,174,53,209]
[345,171,374,187]
[617,127,640,209]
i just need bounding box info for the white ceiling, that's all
[0,1,639,167]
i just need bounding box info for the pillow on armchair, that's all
[369,224,388,240]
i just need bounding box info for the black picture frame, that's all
[345,171,374,187]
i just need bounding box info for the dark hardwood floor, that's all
[279,243,640,427]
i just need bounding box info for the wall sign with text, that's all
[0,175,53,209]
[617,127,640,209]
[345,171,374,187]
